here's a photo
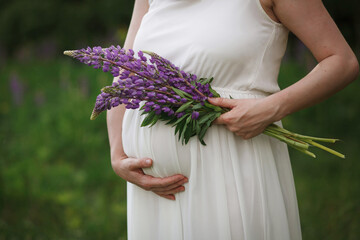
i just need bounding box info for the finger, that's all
[208,97,236,108]
[140,174,187,190]
[243,129,263,139]
[155,193,176,201]
[127,158,152,170]
[153,185,185,195]
[213,112,232,125]
[151,177,188,192]
[235,130,245,137]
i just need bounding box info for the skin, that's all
[108,0,359,200]
[209,0,359,138]
[107,0,187,201]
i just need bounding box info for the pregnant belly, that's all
[122,108,192,178]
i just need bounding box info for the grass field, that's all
[1,57,359,239]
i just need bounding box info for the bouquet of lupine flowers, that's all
[64,45,344,159]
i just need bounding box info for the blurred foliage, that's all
[323,0,360,49]
[0,60,128,239]
[0,0,133,56]
[0,56,359,240]
[0,0,359,239]
[278,61,360,240]
[0,0,359,58]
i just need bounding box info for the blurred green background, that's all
[0,0,359,239]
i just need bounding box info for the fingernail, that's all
[145,159,151,165]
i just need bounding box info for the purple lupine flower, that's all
[9,74,24,106]
[176,112,186,118]
[63,45,344,155]
[192,111,200,120]
[144,106,152,112]
[147,92,156,98]
[162,107,171,112]
[168,109,175,116]
[64,45,216,120]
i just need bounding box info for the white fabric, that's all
[122,0,302,239]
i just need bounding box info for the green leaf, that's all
[199,77,214,85]
[180,115,192,143]
[190,76,197,86]
[197,77,207,85]
[159,111,174,122]
[171,87,193,99]
[165,117,178,125]
[206,112,221,127]
[141,111,155,127]
[196,112,220,144]
[204,101,222,112]
[184,123,196,144]
[171,87,185,98]
[176,101,193,113]
[212,112,221,123]
[140,105,148,115]
[174,114,189,139]
[209,85,221,97]
[195,121,201,135]
[198,124,211,145]
[175,121,184,136]
[198,112,217,125]
[172,113,189,126]
[192,103,203,110]
[149,113,160,127]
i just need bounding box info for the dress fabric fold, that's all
[122,0,302,239]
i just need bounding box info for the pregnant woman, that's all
[108,0,358,239]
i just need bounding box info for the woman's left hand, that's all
[208,97,281,139]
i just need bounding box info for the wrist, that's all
[266,91,291,122]
[111,150,128,163]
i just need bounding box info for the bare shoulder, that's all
[271,0,358,70]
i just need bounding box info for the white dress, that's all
[122,0,302,239]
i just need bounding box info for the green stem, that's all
[204,101,223,112]
[267,124,338,143]
[303,139,345,159]
[263,129,309,150]
[288,144,316,158]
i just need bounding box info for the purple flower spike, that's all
[162,107,171,112]
[191,111,200,120]
[65,45,213,125]
[176,112,186,118]
[168,110,175,116]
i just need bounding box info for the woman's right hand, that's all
[111,156,188,200]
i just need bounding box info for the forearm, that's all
[270,54,359,121]
[106,0,149,162]
[107,104,128,161]
[269,0,359,120]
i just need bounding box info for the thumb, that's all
[130,158,152,169]
[208,97,236,109]
[212,112,231,125]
